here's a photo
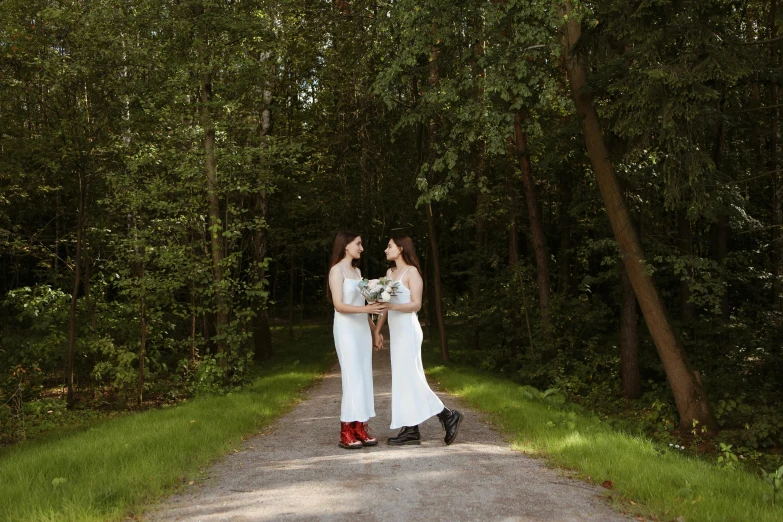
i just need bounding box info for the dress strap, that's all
[396,266,412,282]
[335,264,347,277]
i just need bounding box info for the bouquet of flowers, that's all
[357,276,400,303]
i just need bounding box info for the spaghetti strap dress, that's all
[332,265,375,422]
[387,267,444,429]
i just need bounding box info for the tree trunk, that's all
[774,172,782,311]
[83,256,96,329]
[427,42,448,361]
[252,191,273,360]
[504,127,521,268]
[288,254,295,340]
[505,162,524,351]
[559,172,572,292]
[137,290,147,407]
[252,74,273,361]
[772,0,783,310]
[55,189,61,278]
[423,242,433,341]
[299,264,305,336]
[470,25,486,351]
[190,288,197,364]
[678,211,695,322]
[471,184,485,351]
[200,70,229,360]
[427,204,449,361]
[505,140,521,266]
[414,78,435,343]
[711,110,730,322]
[131,216,146,407]
[508,224,520,266]
[715,215,730,321]
[271,264,278,329]
[748,4,762,161]
[558,2,717,432]
[359,125,372,278]
[514,112,552,333]
[618,181,641,400]
[508,184,520,267]
[619,263,641,399]
[66,187,84,408]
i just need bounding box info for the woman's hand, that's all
[366,302,388,315]
[373,332,384,351]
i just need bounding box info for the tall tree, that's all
[558,0,717,431]
[514,112,552,333]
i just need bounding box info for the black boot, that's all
[436,407,463,445]
[387,425,421,446]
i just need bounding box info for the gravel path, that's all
[147,344,630,522]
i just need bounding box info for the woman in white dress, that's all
[328,231,387,449]
[372,234,463,445]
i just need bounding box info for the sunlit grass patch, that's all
[427,363,783,522]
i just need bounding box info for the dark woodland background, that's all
[1,0,782,466]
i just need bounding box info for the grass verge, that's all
[0,326,334,522]
[425,357,782,522]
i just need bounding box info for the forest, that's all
[1,0,782,470]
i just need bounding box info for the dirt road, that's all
[148,346,629,521]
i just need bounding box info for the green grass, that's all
[424,358,783,522]
[0,326,335,522]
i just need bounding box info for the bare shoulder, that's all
[402,266,421,286]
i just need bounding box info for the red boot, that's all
[339,422,362,449]
[352,421,378,446]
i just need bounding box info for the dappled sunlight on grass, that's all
[550,431,589,452]
[456,382,492,396]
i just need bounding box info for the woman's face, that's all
[345,236,363,260]
[384,239,401,261]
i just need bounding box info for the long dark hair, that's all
[327,231,360,302]
[390,234,422,276]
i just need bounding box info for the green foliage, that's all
[189,351,254,396]
[717,443,739,470]
[0,327,333,521]
[761,465,783,506]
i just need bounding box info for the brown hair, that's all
[327,231,360,302]
[390,234,422,276]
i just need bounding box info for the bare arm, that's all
[373,309,387,336]
[329,266,387,315]
[371,269,392,349]
[387,268,423,313]
[373,268,393,333]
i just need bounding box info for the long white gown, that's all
[388,267,444,429]
[333,265,375,423]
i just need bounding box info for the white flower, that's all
[368,279,378,289]
[381,291,391,301]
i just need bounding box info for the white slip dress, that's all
[332,265,376,423]
[388,266,445,429]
